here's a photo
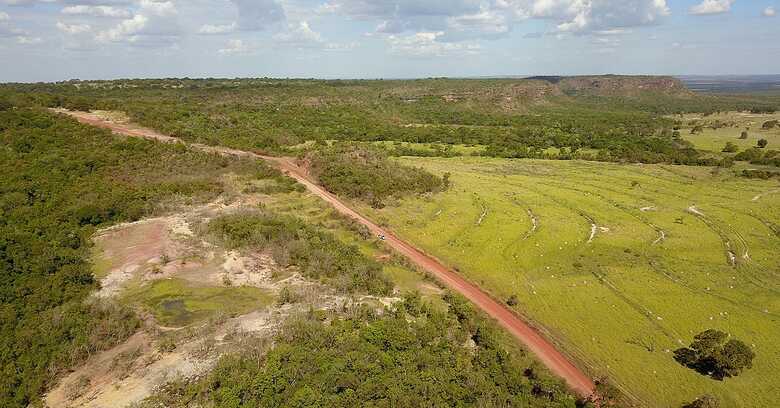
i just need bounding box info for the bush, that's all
[208,211,393,295]
[757,139,768,148]
[721,142,738,153]
[306,146,447,207]
[143,294,578,408]
[682,395,720,408]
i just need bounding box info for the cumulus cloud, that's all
[273,21,323,47]
[689,0,734,15]
[61,5,132,18]
[0,10,24,37]
[96,14,146,42]
[387,31,480,57]
[16,34,42,44]
[218,38,249,54]
[323,0,670,40]
[763,6,776,17]
[56,21,91,34]
[198,22,236,34]
[94,0,180,46]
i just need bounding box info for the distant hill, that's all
[678,75,780,93]
[528,75,691,96]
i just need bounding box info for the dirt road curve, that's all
[56,109,596,398]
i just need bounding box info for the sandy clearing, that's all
[56,109,596,398]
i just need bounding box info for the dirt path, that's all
[55,109,596,398]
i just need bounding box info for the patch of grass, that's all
[361,156,780,408]
[675,111,780,154]
[124,279,272,327]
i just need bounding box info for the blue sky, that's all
[1,0,778,82]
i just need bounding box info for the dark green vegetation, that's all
[142,292,583,408]
[0,108,291,407]
[208,211,393,295]
[305,146,448,206]
[674,330,755,381]
[3,76,779,168]
[682,395,720,408]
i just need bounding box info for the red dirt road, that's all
[56,109,596,398]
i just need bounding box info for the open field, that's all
[676,111,780,153]
[361,157,780,407]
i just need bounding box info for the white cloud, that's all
[61,5,132,18]
[56,21,92,34]
[96,14,148,42]
[763,6,776,17]
[218,38,249,54]
[16,35,42,44]
[93,0,180,46]
[387,31,480,57]
[324,0,670,39]
[689,0,734,15]
[273,21,323,47]
[198,22,237,34]
[0,10,24,37]
[139,0,176,17]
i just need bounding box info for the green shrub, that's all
[307,146,447,207]
[208,211,392,295]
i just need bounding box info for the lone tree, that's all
[722,142,738,153]
[739,131,748,139]
[682,394,720,408]
[757,139,768,148]
[673,329,755,380]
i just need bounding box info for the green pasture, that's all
[360,157,780,407]
[123,278,273,327]
[675,111,780,153]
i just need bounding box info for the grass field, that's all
[360,157,780,407]
[123,278,274,327]
[676,111,780,153]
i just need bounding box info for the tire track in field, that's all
[499,193,540,258]
[686,207,779,294]
[501,180,600,245]
[588,268,679,341]
[751,188,780,202]
[496,177,688,341]
[647,258,779,318]
[503,175,680,339]
[536,179,664,247]
[687,206,743,267]
[542,178,777,315]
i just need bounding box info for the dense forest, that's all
[2,77,778,167]
[0,108,292,406]
[141,292,587,408]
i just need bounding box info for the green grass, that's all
[123,279,273,327]
[675,111,780,153]
[359,156,780,408]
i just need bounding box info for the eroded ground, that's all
[46,177,435,408]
